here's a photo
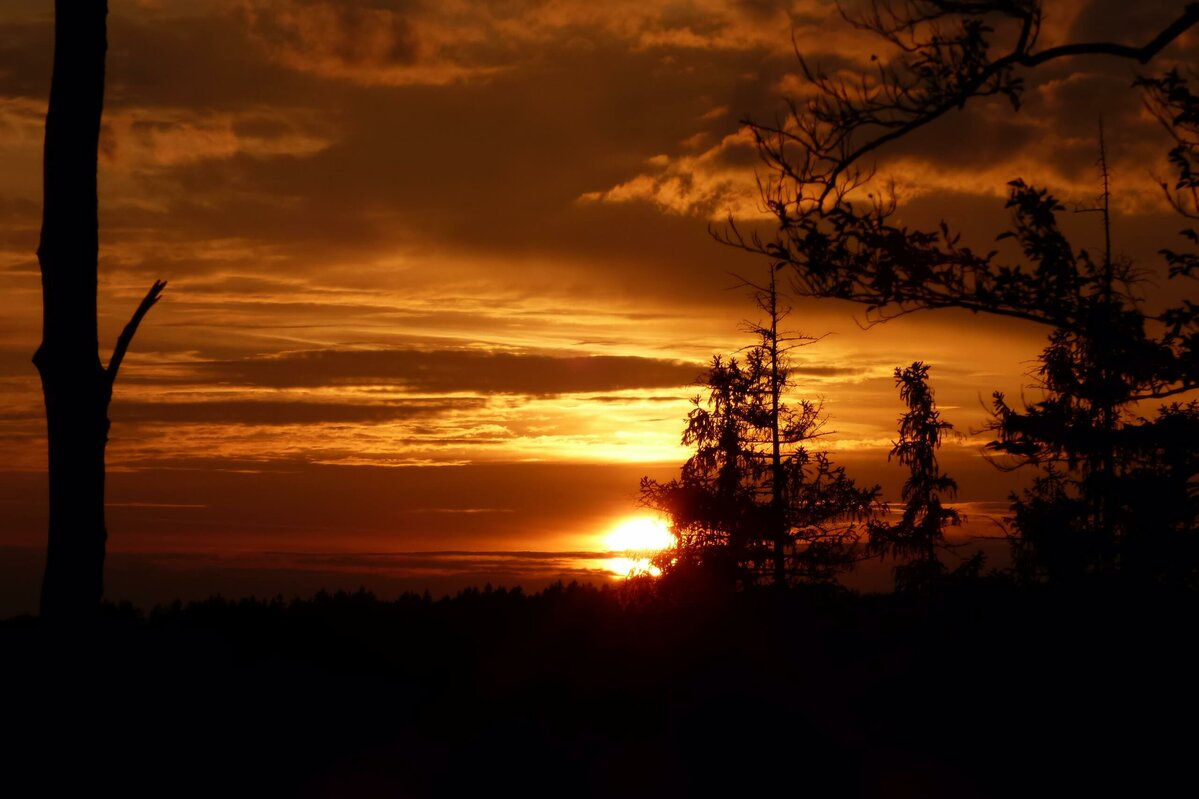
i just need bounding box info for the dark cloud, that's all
[110,397,484,425]
[0,18,51,99]
[106,11,316,108]
[708,135,761,169]
[586,394,688,403]
[244,0,422,67]
[790,364,865,378]
[91,33,794,295]
[185,348,705,394]
[882,100,1042,168]
[3,2,803,307]
[1066,0,1197,50]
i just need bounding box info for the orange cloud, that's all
[99,107,333,169]
[579,127,767,218]
[583,85,1180,222]
[237,0,844,86]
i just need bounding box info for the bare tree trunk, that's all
[35,1,163,620]
[35,0,110,620]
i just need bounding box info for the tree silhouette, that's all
[36,1,165,619]
[641,269,879,589]
[723,1,1199,584]
[730,1,1199,256]
[721,0,1199,329]
[641,355,759,590]
[869,362,962,590]
[984,137,1199,585]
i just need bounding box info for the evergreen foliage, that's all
[642,270,879,589]
[870,362,962,590]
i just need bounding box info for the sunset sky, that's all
[1,0,1196,611]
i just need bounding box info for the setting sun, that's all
[602,516,673,578]
[605,516,674,553]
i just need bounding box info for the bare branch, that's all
[823,3,1199,202]
[107,279,166,383]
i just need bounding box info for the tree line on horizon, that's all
[641,0,1199,593]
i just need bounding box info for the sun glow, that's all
[603,515,674,578]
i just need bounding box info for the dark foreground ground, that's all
[2,579,1196,797]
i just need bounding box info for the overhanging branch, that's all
[821,2,1199,199]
